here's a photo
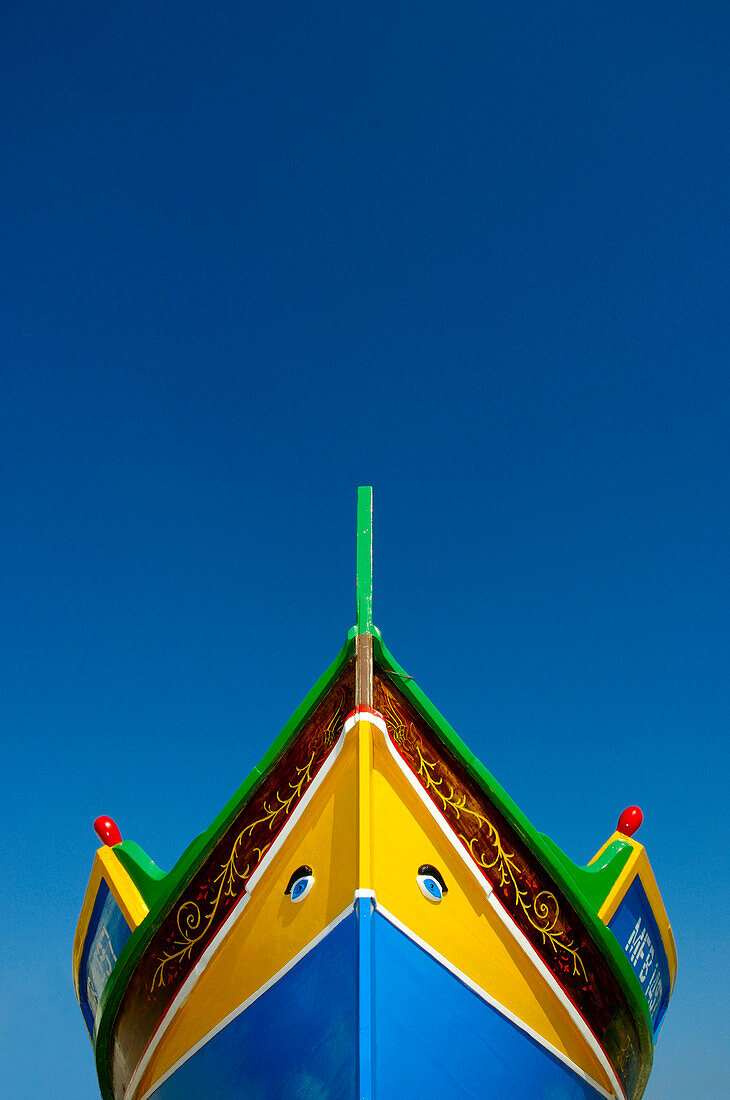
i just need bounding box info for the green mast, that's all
[355,485,374,706]
[356,485,374,634]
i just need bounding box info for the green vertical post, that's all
[356,485,373,635]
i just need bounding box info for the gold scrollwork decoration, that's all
[150,750,318,991]
[320,696,345,745]
[240,752,316,837]
[461,832,586,976]
[412,739,587,981]
[614,1030,636,1073]
[382,696,411,745]
[413,742,490,829]
[150,842,269,991]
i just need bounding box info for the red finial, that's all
[94,816,122,846]
[617,806,643,837]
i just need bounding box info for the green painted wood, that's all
[356,485,373,635]
[114,841,167,910]
[540,834,634,913]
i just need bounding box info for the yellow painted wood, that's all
[73,848,149,998]
[369,730,613,1095]
[595,833,677,993]
[135,731,359,1099]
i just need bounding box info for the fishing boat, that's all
[73,488,676,1099]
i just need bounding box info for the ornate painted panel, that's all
[373,670,642,1099]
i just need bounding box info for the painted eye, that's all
[417,864,448,903]
[285,865,315,903]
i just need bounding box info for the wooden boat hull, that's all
[74,665,673,1099]
[74,492,675,1099]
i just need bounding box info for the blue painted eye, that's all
[285,865,315,903]
[417,864,448,903]
[420,876,443,901]
[291,877,313,901]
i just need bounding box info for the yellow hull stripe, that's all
[131,723,359,1100]
[129,713,625,1099]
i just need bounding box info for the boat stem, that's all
[355,486,374,707]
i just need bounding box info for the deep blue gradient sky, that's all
[2,4,728,1096]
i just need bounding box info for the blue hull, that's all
[150,901,603,1099]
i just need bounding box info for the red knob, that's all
[617,806,643,837]
[94,816,122,846]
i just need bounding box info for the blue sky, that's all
[2,3,728,1096]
